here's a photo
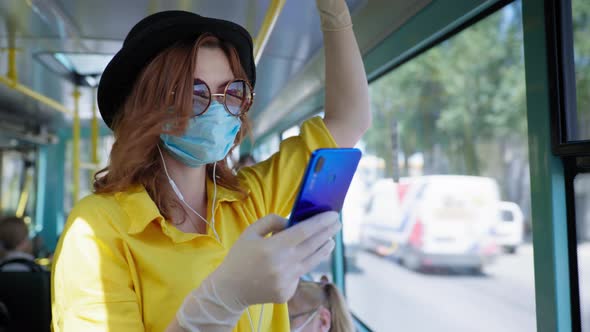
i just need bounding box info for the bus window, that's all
[574,174,590,331]
[573,0,590,141]
[252,134,280,162]
[1,151,25,215]
[280,125,300,140]
[63,135,113,214]
[1,151,36,219]
[344,2,536,331]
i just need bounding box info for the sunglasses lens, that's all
[193,82,210,115]
[225,80,253,115]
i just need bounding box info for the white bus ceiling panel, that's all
[54,0,268,42]
[53,0,363,121]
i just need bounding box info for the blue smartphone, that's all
[287,148,362,227]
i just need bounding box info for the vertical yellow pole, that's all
[16,171,32,218]
[253,0,286,65]
[90,88,99,186]
[7,48,18,85]
[72,87,81,203]
[148,0,159,14]
[179,0,191,11]
[91,88,99,165]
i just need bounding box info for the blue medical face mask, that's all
[160,101,241,167]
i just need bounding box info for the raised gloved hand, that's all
[316,0,353,31]
[175,212,340,331]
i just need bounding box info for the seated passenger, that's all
[288,277,355,332]
[0,216,42,272]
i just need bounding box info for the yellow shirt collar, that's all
[120,177,248,236]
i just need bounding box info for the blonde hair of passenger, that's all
[294,280,355,332]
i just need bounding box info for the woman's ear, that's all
[318,306,331,332]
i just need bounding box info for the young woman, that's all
[51,0,370,331]
[288,277,355,332]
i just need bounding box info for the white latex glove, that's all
[175,212,340,331]
[316,0,352,31]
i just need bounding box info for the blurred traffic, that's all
[342,155,527,275]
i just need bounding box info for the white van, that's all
[341,155,386,268]
[358,178,402,256]
[492,201,525,254]
[361,175,502,272]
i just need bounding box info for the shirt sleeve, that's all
[238,116,339,218]
[51,197,144,332]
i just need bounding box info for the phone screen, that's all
[287,148,362,227]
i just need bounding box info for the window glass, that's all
[21,154,36,220]
[281,125,300,140]
[1,150,36,220]
[1,151,25,215]
[574,174,590,332]
[343,2,537,331]
[252,134,280,162]
[64,135,114,213]
[573,0,590,140]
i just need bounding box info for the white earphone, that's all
[168,177,185,201]
[157,144,263,332]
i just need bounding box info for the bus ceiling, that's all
[0,0,432,145]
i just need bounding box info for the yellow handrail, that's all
[72,87,81,203]
[0,48,71,114]
[0,76,71,114]
[253,0,286,65]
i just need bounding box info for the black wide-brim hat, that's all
[97,10,256,129]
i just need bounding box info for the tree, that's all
[364,2,526,173]
[362,3,530,215]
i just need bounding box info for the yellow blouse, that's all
[51,117,338,332]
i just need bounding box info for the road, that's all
[345,244,541,332]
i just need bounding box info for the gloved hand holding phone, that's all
[174,211,340,331]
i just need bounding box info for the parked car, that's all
[492,201,525,254]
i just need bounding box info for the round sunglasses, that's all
[192,78,254,117]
